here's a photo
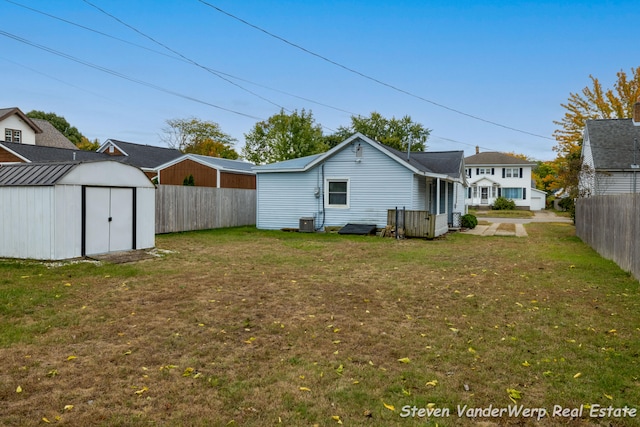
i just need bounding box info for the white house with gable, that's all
[465,148,546,210]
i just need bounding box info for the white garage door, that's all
[85,187,134,255]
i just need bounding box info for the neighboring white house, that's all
[0,107,77,151]
[253,133,467,237]
[0,161,155,260]
[580,99,640,196]
[464,149,544,210]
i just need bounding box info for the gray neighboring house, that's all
[580,101,640,196]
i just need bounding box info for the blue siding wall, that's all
[256,140,417,230]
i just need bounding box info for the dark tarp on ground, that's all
[338,223,377,235]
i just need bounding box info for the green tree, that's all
[242,109,326,164]
[162,117,238,159]
[26,110,85,147]
[553,67,640,196]
[76,136,100,151]
[326,112,430,151]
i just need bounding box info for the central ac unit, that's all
[299,217,315,233]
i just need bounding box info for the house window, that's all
[492,186,497,198]
[472,186,478,198]
[4,128,21,143]
[504,168,520,178]
[326,179,349,207]
[502,187,523,199]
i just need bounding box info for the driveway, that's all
[461,210,573,237]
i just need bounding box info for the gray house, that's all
[254,133,466,236]
[581,104,640,196]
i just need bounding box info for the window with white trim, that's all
[4,128,21,143]
[504,167,520,178]
[502,187,523,199]
[326,179,349,207]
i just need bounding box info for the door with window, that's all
[481,187,489,204]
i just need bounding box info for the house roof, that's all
[31,119,78,149]
[0,162,78,186]
[585,119,640,169]
[98,139,182,169]
[0,141,109,163]
[158,153,255,174]
[464,152,535,166]
[0,107,42,133]
[378,144,465,179]
[253,133,465,181]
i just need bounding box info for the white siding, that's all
[412,175,427,210]
[466,166,534,208]
[136,187,156,250]
[257,170,320,229]
[53,185,82,259]
[595,171,640,195]
[1,115,37,145]
[257,143,416,229]
[0,187,55,259]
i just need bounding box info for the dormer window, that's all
[4,128,21,143]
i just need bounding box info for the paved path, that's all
[461,211,572,237]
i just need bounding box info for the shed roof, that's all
[464,151,536,166]
[585,119,640,169]
[0,162,78,185]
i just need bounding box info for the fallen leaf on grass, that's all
[522,361,530,367]
[16,386,22,393]
[183,367,195,377]
[134,386,149,395]
[331,415,342,424]
[506,388,522,403]
[425,380,438,387]
[397,357,411,364]
[66,355,77,361]
[604,393,613,400]
[299,387,311,392]
[573,372,582,379]
[383,402,395,411]
[63,405,74,411]
[42,418,51,424]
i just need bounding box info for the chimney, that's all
[475,145,480,154]
[634,96,640,126]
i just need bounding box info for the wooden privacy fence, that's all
[387,208,436,239]
[155,185,256,234]
[576,194,640,282]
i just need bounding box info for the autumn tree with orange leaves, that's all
[553,67,640,197]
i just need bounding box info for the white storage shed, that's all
[0,161,156,260]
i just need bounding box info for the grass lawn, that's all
[1,223,639,426]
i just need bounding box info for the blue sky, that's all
[2,0,638,161]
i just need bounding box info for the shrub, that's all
[492,196,516,210]
[461,214,478,229]
[183,174,195,186]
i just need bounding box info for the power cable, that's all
[0,30,262,121]
[82,0,288,113]
[196,0,554,141]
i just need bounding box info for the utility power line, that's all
[196,0,554,141]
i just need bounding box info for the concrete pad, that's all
[515,224,528,237]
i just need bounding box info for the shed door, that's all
[85,187,134,255]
